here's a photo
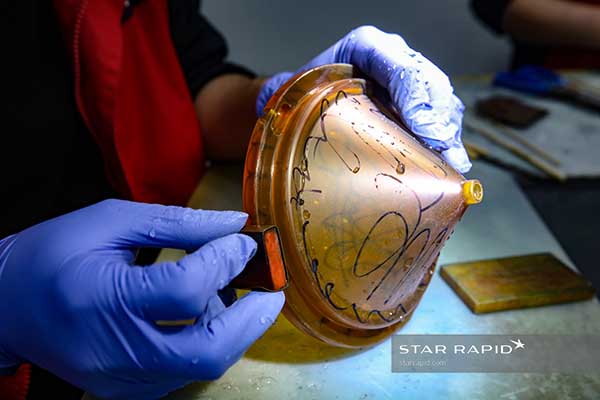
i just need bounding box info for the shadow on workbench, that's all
[165,316,368,399]
[518,176,600,300]
[243,312,366,363]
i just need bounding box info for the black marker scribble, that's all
[291,91,455,324]
[335,90,348,105]
[302,220,348,311]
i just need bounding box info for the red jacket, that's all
[0,0,205,398]
[54,0,205,205]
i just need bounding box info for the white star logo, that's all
[510,339,525,350]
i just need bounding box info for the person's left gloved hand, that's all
[256,25,471,173]
[0,200,284,399]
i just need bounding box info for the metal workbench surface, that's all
[145,159,600,400]
[457,71,600,179]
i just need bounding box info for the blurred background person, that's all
[471,0,600,69]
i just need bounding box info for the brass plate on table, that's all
[440,253,595,314]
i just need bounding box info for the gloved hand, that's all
[0,199,284,399]
[256,25,471,173]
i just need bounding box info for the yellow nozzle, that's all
[462,179,483,205]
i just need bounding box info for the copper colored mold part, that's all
[243,64,483,348]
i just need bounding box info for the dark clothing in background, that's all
[2,0,252,398]
[470,0,546,68]
[470,0,511,36]
[1,0,252,240]
[470,0,600,69]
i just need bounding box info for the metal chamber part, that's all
[243,64,482,347]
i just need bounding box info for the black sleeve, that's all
[470,0,514,34]
[168,0,255,98]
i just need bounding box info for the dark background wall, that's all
[202,0,512,77]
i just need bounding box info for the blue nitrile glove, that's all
[256,25,471,173]
[494,65,565,95]
[0,199,285,399]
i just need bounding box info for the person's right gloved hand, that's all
[256,26,471,173]
[0,199,285,399]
